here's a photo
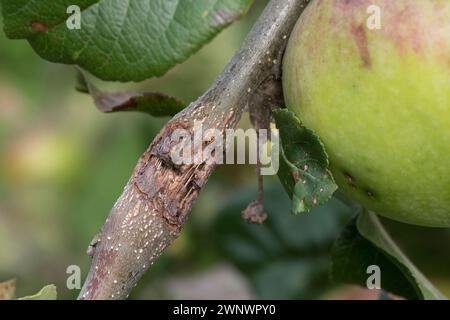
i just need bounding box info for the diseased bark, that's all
[78,0,311,300]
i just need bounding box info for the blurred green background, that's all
[0,2,449,300]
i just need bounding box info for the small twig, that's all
[78,0,311,300]
[243,77,284,224]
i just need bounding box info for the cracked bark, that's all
[78,0,311,300]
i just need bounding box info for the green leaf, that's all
[331,209,447,300]
[1,1,97,39]
[1,0,254,81]
[18,284,57,300]
[212,186,354,299]
[77,71,185,117]
[0,279,16,300]
[273,109,337,214]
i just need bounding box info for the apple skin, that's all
[282,0,450,227]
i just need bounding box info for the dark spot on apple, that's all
[343,171,356,187]
[351,24,371,68]
[31,21,48,32]
[365,189,376,199]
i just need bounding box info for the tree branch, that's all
[78,0,311,300]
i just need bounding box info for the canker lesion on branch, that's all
[78,0,311,300]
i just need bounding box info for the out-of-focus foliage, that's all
[0,1,449,300]
[212,184,353,299]
[332,212,446,300]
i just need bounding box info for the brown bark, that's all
[78,0,311,300]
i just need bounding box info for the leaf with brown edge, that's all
[77,71,186,117]
[0,279,16,300]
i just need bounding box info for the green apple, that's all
[282,0,450,227]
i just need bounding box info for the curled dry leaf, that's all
[77,71,185,117]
